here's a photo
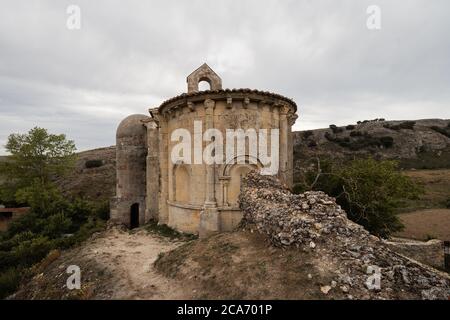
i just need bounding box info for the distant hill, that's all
[3,118,449,202]
[293,119,450,177]
[54,146,116,201]
[1,147,116,201]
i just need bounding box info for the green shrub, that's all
[85,159,103,169]
[302,130,313,139]
[430,126,450,138]
[346,125,356,130]
[145,220,197,241]
[0,127,109,298]
[380,136,394,148]
[12,236,54,269]
[0,268,21,299]
[295,157,422,238]
[326,131,394,150]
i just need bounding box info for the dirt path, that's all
[80,227,191,299]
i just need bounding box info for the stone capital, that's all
[204,98,216,110]
[187,101,195,112]
[288,113,298,126]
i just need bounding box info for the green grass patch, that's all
[144,220,197,241]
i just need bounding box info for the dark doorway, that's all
[130,203,139,229]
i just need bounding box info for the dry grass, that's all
[395,209,450,241]
[395,169,450,241]
[401,169,450,211]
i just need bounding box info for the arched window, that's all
[175,165,190,203]
[198,80,211,91]
[227,164,255,206]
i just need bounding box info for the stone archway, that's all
[221,155,263,207]
[174,165,190,203]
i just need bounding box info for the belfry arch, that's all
[220,155,263,207]
[187,63,222,93]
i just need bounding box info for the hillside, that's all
[54,118,450,201]
[12,173,449,300]
[293,119,450,175]
[46,118,450,201]
[54,146,116,201]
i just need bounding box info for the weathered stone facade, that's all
[111,64,298,236]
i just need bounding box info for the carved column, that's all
[278,103,289,184]
[204,99,217,206]
[200,98,220,238]
[220,178,230,207]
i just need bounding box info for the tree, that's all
[0,128,110,299]
[294,157,422,238]
[0,127,76,205]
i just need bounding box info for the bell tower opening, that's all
[186,63,222,93]
[198,79,211,91]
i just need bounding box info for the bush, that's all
[430,126,450,138]
[329,125,343,134]
[326,131,394,150]
[0,186,109,296]
[346,125,356,130]
[302,130,313,139]
[384,121,415,131]
[85,159,103,169]
[295,158,422,238]
[380,136,394,148]
[350,131,363,137]
[324,132,334,141]
[0,268,21,299]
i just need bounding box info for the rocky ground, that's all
[12,226,192,299]
[294,118,450,174]
[238,172,450,299]
[11,181,450,299]
[12,171,450,300]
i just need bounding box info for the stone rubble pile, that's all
[239,171,450,300]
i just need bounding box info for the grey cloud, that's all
[0,0,449,154]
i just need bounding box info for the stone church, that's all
[110,64,298,237]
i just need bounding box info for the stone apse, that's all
[110,64,298,237]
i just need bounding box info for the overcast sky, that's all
[0,0,449,154]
